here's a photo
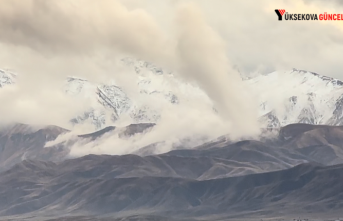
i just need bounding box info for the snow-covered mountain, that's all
[64,76,132,129]
[62,58,208,129]
[2,60,343,130]
[248,68,343,128]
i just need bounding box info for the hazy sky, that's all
[129,0,343,77]
[1,0,343,78]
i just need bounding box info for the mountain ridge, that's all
[3,61,343,131]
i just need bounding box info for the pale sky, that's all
[1,0,342,78]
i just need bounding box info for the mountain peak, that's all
[290,68,343,86]
[0,69,16,88]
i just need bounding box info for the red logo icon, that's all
[278,9,286,16]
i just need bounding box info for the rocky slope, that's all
[0,123,155,172]
[1,157,343,220]
[1,122,343,219]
